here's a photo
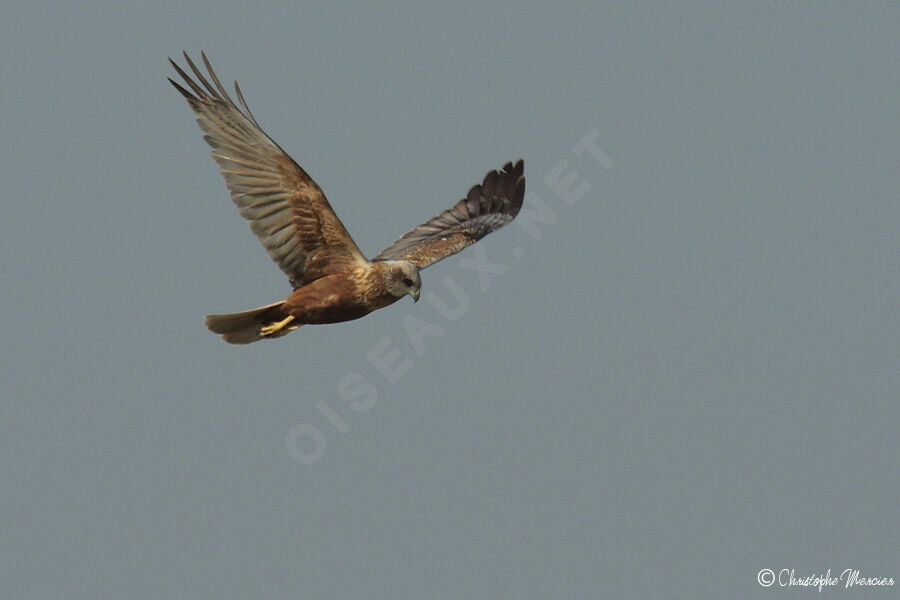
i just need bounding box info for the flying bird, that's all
[169,52,525,344]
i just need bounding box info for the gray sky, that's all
[2,2,898,598]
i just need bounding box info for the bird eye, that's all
[403,278,414,286]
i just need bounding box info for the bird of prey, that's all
[169,52,525,344]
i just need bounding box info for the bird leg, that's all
[259,315,297,338]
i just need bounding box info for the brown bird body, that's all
[284,263,400,324]
[169,52,525,344]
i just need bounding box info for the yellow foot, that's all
[259,315,297,338]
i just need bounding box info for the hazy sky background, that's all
[2,2,897,598]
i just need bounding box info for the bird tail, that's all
[204,301,299,345]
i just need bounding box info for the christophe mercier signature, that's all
[758,568,895,590]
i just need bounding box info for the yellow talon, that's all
[259,315,297,338]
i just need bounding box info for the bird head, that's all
[385,260,421,302]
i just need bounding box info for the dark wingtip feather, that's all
[167,77,192,99]
[233,78,260,127]
[509,176,526,217]
[504,159,526,217]
[169,56,208,99]
[181,51,219,100]
[201,51,236,106]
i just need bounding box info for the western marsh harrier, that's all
[169,53,525,344]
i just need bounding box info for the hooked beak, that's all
[411,288,420,303]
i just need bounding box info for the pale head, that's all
[383,260,421,302]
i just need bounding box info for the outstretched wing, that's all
[169,52,364,288]
[373,160,525,269]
